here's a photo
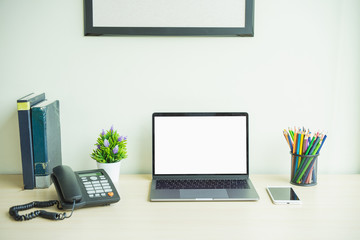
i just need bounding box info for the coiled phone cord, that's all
[9,200,76,221]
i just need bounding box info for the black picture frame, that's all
[84,0,254,36]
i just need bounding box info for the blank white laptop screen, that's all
[154,116,247,175]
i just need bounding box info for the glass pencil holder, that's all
[290,152,319,186]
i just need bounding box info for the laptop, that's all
[150,112,259,201]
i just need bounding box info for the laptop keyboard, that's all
[156,179,250,190]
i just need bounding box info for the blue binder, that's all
[17,93,46,189]
[31,100,62,188]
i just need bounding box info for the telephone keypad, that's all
[81,176,114,198]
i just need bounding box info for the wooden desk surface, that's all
[1,174,359,240]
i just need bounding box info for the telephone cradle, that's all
[9,165,120,221]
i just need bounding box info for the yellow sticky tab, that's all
[17,102,30,111]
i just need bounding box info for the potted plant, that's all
[91,126,127,182]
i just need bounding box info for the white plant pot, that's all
[96,161,121,183]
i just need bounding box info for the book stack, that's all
[17,93,62,189]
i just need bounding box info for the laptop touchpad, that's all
[180,189,228,199]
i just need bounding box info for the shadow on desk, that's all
[267,175,289,183]
[0,175,24,190]
[120,174,152,181]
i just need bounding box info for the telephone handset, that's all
[9,165,120,221]
[52,165,83,206]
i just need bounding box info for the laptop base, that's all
[150,177,259,202]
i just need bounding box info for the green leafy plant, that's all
[91,126,127,163]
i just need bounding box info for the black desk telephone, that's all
[9,165,120,221]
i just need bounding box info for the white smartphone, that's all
[266,186,301,205]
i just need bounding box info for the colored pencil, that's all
[298,131,304,167]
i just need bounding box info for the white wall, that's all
[0,0,359,175]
